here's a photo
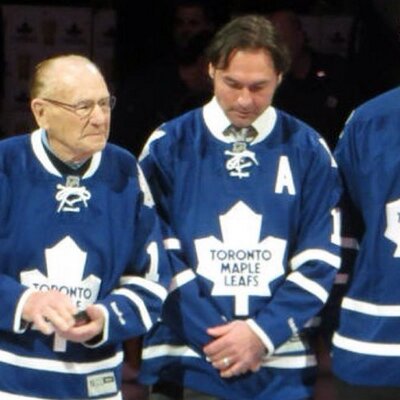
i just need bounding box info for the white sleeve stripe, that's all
[84,304,109,347]
[319,138,337,167]
[14,288,36,333]
[138,128,166,162]
[287,271,328,303]
[137,165,155,207]
[119,276,167,300]
[342,297,400,316]
[169,269,196,292]
[113,288,153,330]
[142,344,201,359]
[333,332,400,356]
[97,304,109,342]
[261,354,317,368]
[246,319,275,354]
[290,249,341,270]
[163,237,181,250]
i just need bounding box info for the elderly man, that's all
[0,54,171,399]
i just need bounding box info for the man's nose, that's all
[237,88,252,107]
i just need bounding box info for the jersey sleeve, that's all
[333,115,363,209]
[140,129,227,352]
[318,192,360,343]
[93,162,173,346]
[0,172,33,333]
[247,140,343,353]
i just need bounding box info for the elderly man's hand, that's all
[22,291,104,343]
[203,320,265,378]
[22,290,77,335]
[56,305,105,343]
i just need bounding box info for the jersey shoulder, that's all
[140,108,204,158]
[351,87,400,123]
[275,109,329,153]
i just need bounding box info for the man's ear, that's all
[208,63,215,80]
[277,73,283,85]
[31,98,48,129]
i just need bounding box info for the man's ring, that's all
[222,357,230,367]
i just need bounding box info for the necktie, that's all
[223,124,259,178]
[223,125,257,143]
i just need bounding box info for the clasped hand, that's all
[22,290,104,343]
[203,320,265,378]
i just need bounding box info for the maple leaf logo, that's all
[20,236,101,352]
[195,201,286,316]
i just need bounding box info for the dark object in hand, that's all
[74,310,91,326]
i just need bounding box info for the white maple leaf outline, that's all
[195,201,286,315]
[20,236,101,351]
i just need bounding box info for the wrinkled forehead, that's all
[53,59,100,79]
[50,60,108,97]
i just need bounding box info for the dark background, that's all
[0,0,399,145]
[2,0,398,99]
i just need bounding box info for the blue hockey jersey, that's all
[0,129,171,399]
[332,87,400,386]
[139,98,342,400]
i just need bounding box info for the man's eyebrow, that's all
[223,75,270,86]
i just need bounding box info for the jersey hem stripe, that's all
[0,390,122,400]
[0,349,123,373]
[142,344,316,369]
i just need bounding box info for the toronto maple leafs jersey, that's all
[0,129,171,399]
[138,97,342,400]
[331,87,400,386]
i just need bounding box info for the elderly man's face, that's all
[35,60,112,163]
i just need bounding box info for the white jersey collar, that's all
[202,96,277,145]
[30,128,102,178]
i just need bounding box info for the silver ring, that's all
[222,357,230,367]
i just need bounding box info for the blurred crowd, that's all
[111,0,400,155]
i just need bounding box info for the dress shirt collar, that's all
[202,96,277,145]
